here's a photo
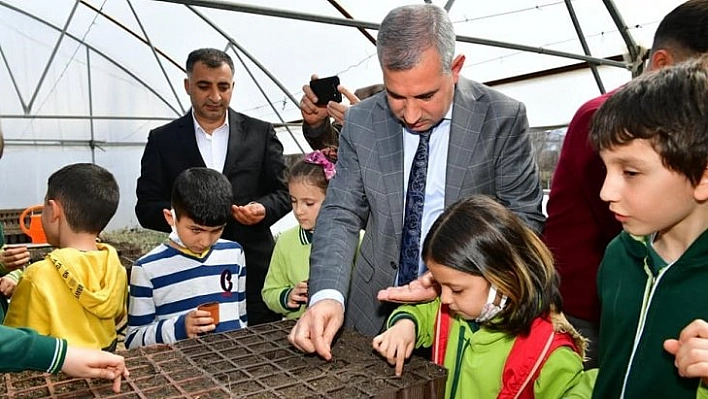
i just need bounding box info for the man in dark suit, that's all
[289,4,544,358]
[135,48,290,325]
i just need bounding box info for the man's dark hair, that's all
[651,0,708,60]
[172,167,232,227]
[186,48,235,76]
[46,163,119,234]
[590,55,708,186]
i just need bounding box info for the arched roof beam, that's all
[155,0,630,70]
[602,0,644,77]
[126,0,185,113]
[0,1,182,117]
[564,0,605,94]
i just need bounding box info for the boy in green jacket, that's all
[588,55,708,398]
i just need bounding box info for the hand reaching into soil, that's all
[62,347,129,393]
[185,309,216,338]
[377,271,439,304]
[288,299,344,360]
[372,319,417,376]
[287,280,308,308]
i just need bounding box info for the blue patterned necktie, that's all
[398,129,432,286]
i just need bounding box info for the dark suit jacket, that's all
[135,109,290,323]
[309,77,545,336]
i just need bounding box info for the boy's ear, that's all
[649,49,674,71]
[163,208,174,227]
[693,167,708,202]
[46,199,62,222]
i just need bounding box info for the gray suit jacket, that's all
[309,77,545,336]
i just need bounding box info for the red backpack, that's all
[431,305,579,399]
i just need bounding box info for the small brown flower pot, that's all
[198,302,220,325]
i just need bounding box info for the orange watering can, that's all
[19,205,47,244]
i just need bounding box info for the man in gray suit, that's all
[289,4,544,359]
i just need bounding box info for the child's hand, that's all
[62,347,129,393]
[184,309,216,339]
[372,319,416,376]
[0,276,17,297]
[0,246,30,271]
[664,319,708,384]
[287,280,308,308]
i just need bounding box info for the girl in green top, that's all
[373,195,587,398]
[262,151,335,319]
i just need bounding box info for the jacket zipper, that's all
[449,323,469,398]
[619,258,672,398]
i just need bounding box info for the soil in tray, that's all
[212,369,249,385]
[260,372,295,388]
[129,374,170,389]
[90,380,132,396]
[307,376,345,392]
[179,376,230,395]
[261,348,295,361]
[338,372,397,394]
[187,388,233,399]
[222,379,264,395]
[273,355,305,370]
[52,379,91,395]
[8,386,50,399]
[276,382,316,397]
[10,375,47,390]
[141,384,182,397]
[244,364,278,378]
[148,350,183,363]
[221,346,250,358]
[54,391,97,399]
[288,366,325,380]
[241,391,281,399]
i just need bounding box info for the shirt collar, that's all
[299,227,313,245]
[191,109,230,135]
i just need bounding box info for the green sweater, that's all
[0,325,67,373]
[593,230,708,398]
[389,299,585,399]
[262,226,311,319]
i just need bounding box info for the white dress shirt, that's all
[192,111,229,173]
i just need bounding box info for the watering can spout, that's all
[19,205,47,244]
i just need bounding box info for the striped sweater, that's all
[125,239,247,348]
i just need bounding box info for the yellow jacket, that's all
[3,243,127,349]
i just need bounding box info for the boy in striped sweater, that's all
[126,167,247,348]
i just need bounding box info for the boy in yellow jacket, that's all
[4,163,127,350]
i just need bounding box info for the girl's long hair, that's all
[422,195,561,336]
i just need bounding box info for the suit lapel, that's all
[179,112,207,167]
[223,109,243,175]
[374,97,405,243]
[446,78,488,206]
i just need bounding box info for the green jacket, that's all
[0,325,66,373]
[262,226,311,319]
[593,230,708,398]
[389,299,585,398]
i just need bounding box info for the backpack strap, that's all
[431,303,452,365]
[497,316,579,399]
